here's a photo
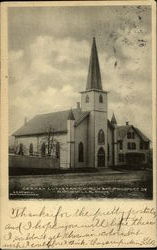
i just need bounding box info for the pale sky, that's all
[8,5,152,139]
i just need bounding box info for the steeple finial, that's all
[68,109,75,120]
[86,37,102,90]
[111,113,117,125]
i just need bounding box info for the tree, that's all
[41,126,58,157]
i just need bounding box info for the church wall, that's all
[94,111,108,167]
[14,136,39,155]
[55,133,68,168]
[14,133,68,169]
[107,127,113,166]
[74,118,88,168]
[81,91,95,112]
[87,111,95,168]
[94,92,108,112]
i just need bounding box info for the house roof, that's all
[13,109,89,136]
[86,37,102,91]
[116,125,150,142]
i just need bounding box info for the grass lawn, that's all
[9,168,152,200]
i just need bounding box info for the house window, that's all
[127,132,131,139]
[107,144,110,161]
[127,132,135,139]
[145,142,149,150]
[98,129,105,144]
[128,142,131,149]
[86,95,89,103]
[140,142,143,149]
[140,141,149,150]
[56,142,60,159]
[119,140,123,150]
[132,142,136,149]
[119,154,125,162]
[78,142,84,162]
[128,142,136,150]
[29,143,33,156]
[99,94,103,103]
[41,142,46,156]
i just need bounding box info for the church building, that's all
[13,38,150,169]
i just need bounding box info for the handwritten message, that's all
[2,205,156,248]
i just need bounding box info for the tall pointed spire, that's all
[86,37,102,90]
[111,113,117,125]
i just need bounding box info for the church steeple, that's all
[86,37,102,91]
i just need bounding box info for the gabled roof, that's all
[86,37,102,91]
[13,109,89,136]
[13,108,114,137]
[116,125,150,142]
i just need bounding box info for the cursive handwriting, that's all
[2,205,156,248]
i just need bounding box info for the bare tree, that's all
[41,126,59,157]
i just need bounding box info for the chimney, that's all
[77,102,81,110]
[126,121,129,125]
[24,117,27,125]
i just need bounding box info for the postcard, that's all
[0,0,156,249]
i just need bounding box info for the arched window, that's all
[85,95,89,103]
[99,94,103,103]
[78,142,84,162]
[29,143,33,156]
[41,142,46,156]
[98,129,105,144]
[56,142,60,159]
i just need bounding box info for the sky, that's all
[8,5,152,139]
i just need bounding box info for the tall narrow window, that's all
[19,143,24,155]
[56,142,60,159]
[98,129,105,144]
[29,143,33,156]
[85,95,89,103]
[41,142,46,156]
[78,142,84,162]
[99,94,103,103]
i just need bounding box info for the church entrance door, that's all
[97,147,105,167]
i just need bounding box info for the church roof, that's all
[116,125,150,142]
[13,109,89,136]
[86,37,102,91]
[13,109,113,137]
